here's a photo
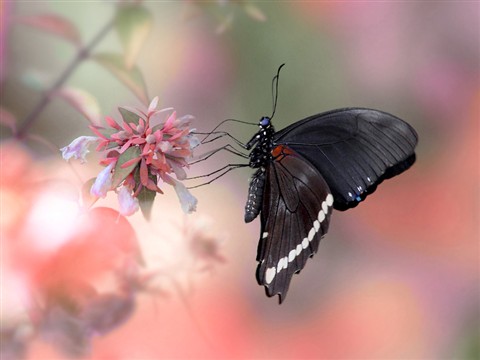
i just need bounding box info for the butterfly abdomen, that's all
[245,168,266,223]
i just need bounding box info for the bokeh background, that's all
[1,1,479,359]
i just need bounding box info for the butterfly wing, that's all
[256,145,333,303]
[274,108,418,210]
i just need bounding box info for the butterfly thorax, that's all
[246,117,276,169]
[244,117,276,223]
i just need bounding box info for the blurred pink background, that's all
[1,1,478,359]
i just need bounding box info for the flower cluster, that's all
[61,97,199,216]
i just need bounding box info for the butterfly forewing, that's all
[256,146,333,302]
[274,108,418,210]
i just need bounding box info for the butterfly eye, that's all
[260,117,270,127]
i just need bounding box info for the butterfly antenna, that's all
[270,63,285,119]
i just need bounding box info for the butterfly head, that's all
[259,116,271,128]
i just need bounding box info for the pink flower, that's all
[62,97,199,216]
[60,136,99,163]
[90,162,114,198]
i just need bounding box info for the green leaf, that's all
[133,170,157,220]
[243,3,267,22]
[106,142,120,150]
[95,127,117,139]
[111,146,142,188]
[119,107,141,126]
[81,178,99,209]
[137,185,156,220]
[93,53,149,105]
[115,5,153,69]
[89,125,117,140]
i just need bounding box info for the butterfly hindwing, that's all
[274,108,418,210]
[256,146,333,302]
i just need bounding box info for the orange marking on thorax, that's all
[271,145,295,160]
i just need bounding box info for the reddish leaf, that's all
[16,14,81,46]
[139,158,148,186]
[105,116,122,130]
[53,87,101,125]
[121,156,142,168]
[0,107,16,133]
[89,125,116,139]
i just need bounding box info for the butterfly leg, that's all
[186,164,248,189]
[189,144,249,166]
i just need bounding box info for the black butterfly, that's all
[243,74,418,303]
[189,66,418,303]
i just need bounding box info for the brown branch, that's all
[15,17,115,140]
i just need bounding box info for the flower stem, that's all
[15,17,115,140]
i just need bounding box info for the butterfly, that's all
[189,65,418,303]
[244,76,418,303]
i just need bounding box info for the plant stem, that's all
[15,17,115,140]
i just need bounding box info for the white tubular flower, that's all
[90,162,115,198]
[117,186,139,216]
[171,178,197,214]
[60,136,99,163]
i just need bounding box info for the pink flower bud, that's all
[145,134,156,144]
[147,96,159,116]
[157,141,171,153]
